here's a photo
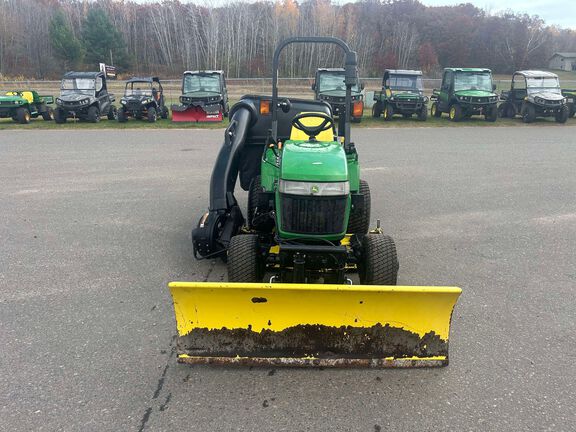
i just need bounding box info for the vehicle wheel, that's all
[347,180,371,234]
[431,102,441,118]
[521,103,536,123]
[418,105,428,121]
[569,105,575,118]
[161,106,169,119]
[358,234,399,285]
[555,106,569,124]
[449,104,462,122]
[87,106,100,123]
[383,104,394,121]
[372,102,383,118]
[117,107,127,123]
[41,107,54,121]
[247,175,263,230]
[54,108,67,124]
[147,107,157,123]
[16,107,31,124]
[228,234,264,282]
[107,105,117,121]
[485,105,498,122]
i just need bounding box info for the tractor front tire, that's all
[54,108,67,124]
[383,104,394,121]
[16,107,31,124]
[449,104,462,122]
[228,235,264,283]
[431,102,441,118]
[117,108,128,123]
[372,101,383,118]
[359,234,399,285]
[485,105,498,122]
[147,106,157,122]
[522,103,536,123]
[348,180,371,234]
[41,107,54,121]
[247,175,263,230]
[418,105,428,121]
[87,106,100,123]
[555,106,569,124]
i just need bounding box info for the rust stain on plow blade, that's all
[168,282,461,368]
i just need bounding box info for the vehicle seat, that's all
[289,112,335,142]
[21,91,34,103]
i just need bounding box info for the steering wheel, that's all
[291,112,335,140]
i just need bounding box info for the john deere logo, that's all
[311,185,319,194]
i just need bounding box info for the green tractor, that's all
[430,68,498,122]
[372,69,428,121]
[0,90,54,124]
[561,88,576,118]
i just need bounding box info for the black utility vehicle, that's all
[171,70,229,122]
[372,69,427,121]
[118,77,168,122]
[312,68,364,122]
[499,71,569,123]
[54,71,117,123]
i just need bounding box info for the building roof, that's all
[550,52,576,59]
[384,69,422,76]
[515,70,558,78]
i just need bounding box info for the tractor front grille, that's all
[280,194,347,235]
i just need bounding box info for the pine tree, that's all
[81,8,131,70]
[49,10,83,70]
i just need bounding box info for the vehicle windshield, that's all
[526,77,561,94]
[183,74,220,93]
[387,75,423,92]
[454,72,493,92]
[125,82,153,97]
[318,72,360,93]
[60,78,95,96]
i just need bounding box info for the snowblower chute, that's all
[169,37,461,368]
[171,70,229,122]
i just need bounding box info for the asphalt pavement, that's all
[1,126,575,431]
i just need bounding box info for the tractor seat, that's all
[289,112,335,142]
[21,91,34,103]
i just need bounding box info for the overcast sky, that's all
[419,0,576,29]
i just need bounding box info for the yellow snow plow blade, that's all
[168,282,461,368]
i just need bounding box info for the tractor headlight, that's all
[279,180,349,196]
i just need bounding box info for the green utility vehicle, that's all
[430,68,498,122]
[499,71,569,123]
[372,69,427,121]
[562,89,576,117]
[0,90,54,124]
[312,68,364,123]
[55,71,117,123]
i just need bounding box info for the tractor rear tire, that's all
[41,107,54,121]
[147,106,157,122]
[485,105,498,122]
[431,102,441,118]
[449,104,462,122]
[87,106,100,123]
[522,103,536,123]
[16,107,30,124]
[54,108,67,124]
[228,234,264,283]
[383,104,394,121]
[247,175,263,230]
[555,106,569,124]
[348,179,371,234]
[372,102,383,118]
[117,108,128,123]
[107,105,118,121]
[418,105,428,121]
[359,234,399,285]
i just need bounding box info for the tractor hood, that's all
[455,89,496,98]
[122,95,154,104]
[390,91,423,99]
[57,93,94,104]
[280,141,348,182]
[528,90,564,101]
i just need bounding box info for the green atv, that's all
[430,68,498,122]
[0,90,54,124]
[561,89,576,118]
[372,69,428,121]
[192,36,399,285]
